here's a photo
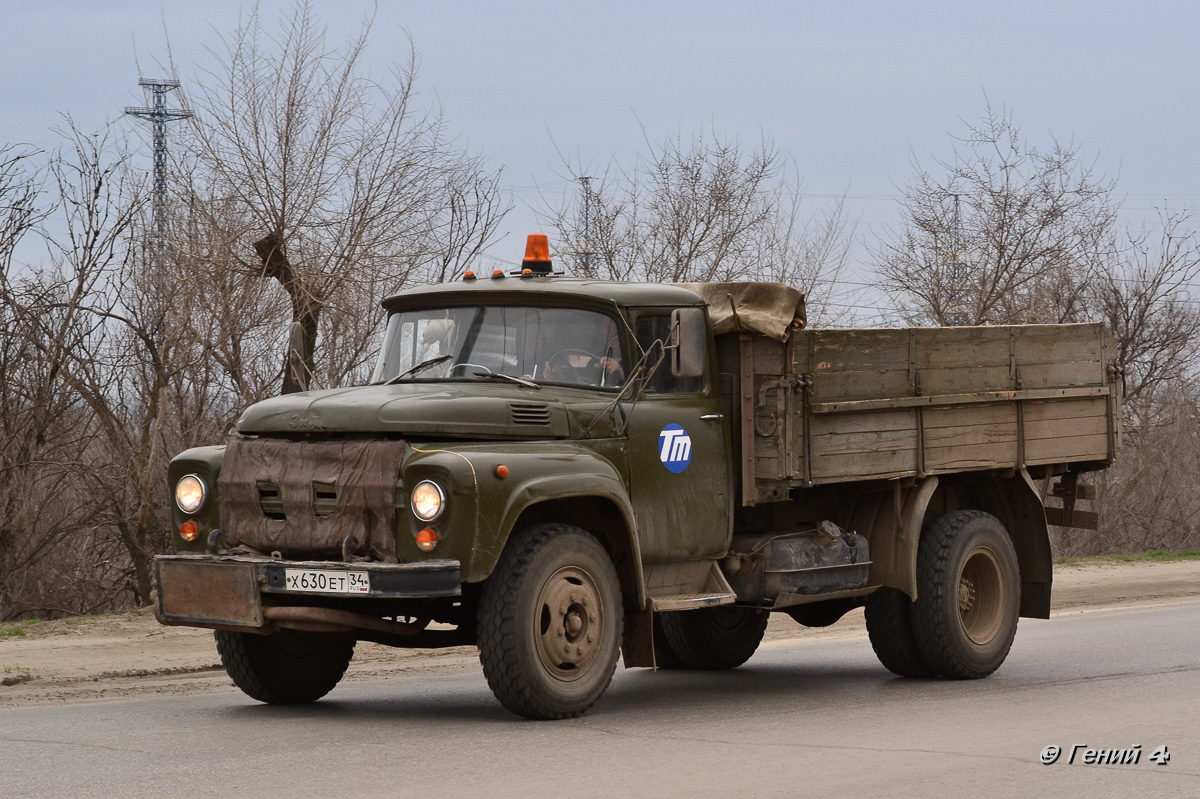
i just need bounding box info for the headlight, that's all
[175,474,207,514]
[411,480,445,522]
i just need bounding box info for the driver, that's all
[542,318,625,386]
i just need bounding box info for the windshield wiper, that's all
[473,371,540,390]
[382,354,452,384]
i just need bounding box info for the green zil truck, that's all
[155,241,1121,719]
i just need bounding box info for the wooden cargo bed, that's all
[717,323,1122,506]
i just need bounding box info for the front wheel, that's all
[215,628,355,704]
[477,524,623,720]
[909,510,1020,679]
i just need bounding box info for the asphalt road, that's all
[2,603,1197,799]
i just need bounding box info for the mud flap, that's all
[621,606,656,668]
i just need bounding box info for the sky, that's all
[2,0,1197,318]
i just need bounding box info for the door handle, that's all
[700,414,723,421]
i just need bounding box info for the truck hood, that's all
[236,383,571,438]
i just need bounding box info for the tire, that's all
[477,524,623,720]
[215,628,355,704]
[865,587,935,678]
[658,605,769,670]
[788,598,860,629]
[651,612,687,669]
[909,510,1020,679]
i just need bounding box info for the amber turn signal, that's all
[415,527,439,552]
[179,520,200,542]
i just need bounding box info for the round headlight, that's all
[175,474,207,514]
[411,480,445,522]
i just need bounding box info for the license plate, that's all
[282,569,370,594]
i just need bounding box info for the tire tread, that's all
[215,629,354,704]
[865,587,934,677]
[658,606,769,670]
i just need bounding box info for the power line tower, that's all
[943,193,970,325]
[574,176,597,276]
[125,79,192,264]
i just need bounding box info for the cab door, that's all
[624,309,732,561]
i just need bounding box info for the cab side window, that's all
[634,313,703,394]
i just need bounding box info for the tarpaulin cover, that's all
[218,437,405,561]
[674,282,807,342]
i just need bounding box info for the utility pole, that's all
[125,79,192,266]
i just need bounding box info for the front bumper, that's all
[153,554,462,630]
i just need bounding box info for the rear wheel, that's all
[909,510,1020,679]
[658,605,769,670]
[787,598,860,629]
[215,628,355,704]
[477,524,623,719]
[865,587,934,677]
[650,612,687,669]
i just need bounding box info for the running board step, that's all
[645,560,737,612]
[648,592,736,612]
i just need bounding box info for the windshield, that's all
[370,305,627,389]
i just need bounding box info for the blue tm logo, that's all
[658,424,692,473]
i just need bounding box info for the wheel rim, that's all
[533,565,604,681]
[957,545,1006,645]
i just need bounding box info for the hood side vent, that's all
[256,481,285,520]
[509,402,552,426]
[312,481,339,517]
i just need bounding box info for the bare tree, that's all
[874,104,1118,326]
[1062,382,1200,558]
[0,124,156,616]
[176,1,508,394]
[1089,208,1200,419]
[0,145,43,277]
[541,127,854,322]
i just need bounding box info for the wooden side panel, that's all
[802,329,911,402]
[924,404,1019,471]
[1014,325,1104,388]
[760,323,1116,489]
[751,337,790,482]
[913,327,1012,395]
[1024,397,1111,464]
[808,409,918,481]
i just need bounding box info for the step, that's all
[648,592,737,612]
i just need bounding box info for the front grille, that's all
[509,402,552,426]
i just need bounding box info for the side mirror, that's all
[671,307,707,379]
